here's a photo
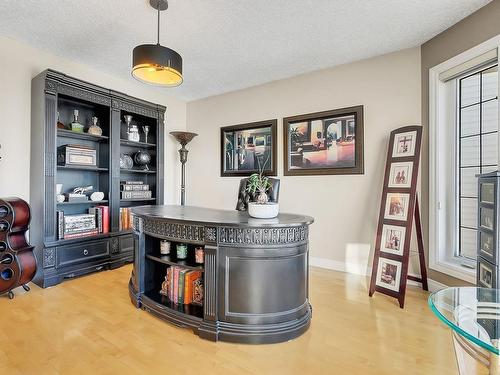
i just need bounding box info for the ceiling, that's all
[0,0,492,101]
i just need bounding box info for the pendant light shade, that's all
[132,0,183,87]
[132,44,183,87]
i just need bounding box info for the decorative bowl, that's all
[248,202,279,219]
[120,154,133,169]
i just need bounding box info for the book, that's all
[173,267,180,303]
[96,206,109,233]
[121,191,152,200]
[57,211,64,239]
[178,269,189,304]
[184,270,202,305]
[63,229,98,239]
[88,207,104,233]
[120,184,149,191]
[192,275,204,305]
[160,268,171,296]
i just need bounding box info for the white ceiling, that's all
[0,0,492,101]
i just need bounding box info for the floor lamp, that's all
[170,131,198,205]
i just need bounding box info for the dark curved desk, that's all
[129,205,314,344]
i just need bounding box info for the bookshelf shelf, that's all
[57,129,109,142]
[120,169,156,174]
[121,198,156,202]
[144,291,204,320]
[57,165,109,172]
[120,139,156,149]
[146,254,204,272]
[57,200,109,206]
[45,232,116,247]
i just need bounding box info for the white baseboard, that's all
[310,256,446,293]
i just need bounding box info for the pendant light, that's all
[132,0,183,87]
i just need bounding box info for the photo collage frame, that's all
[369,126,427,308]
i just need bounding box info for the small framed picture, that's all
[384,193,410,221]
[380,224,406,255]
[480,207,494,230]
[375,258,402,292]
[392,131,417,158]
[388,162,413,188]
[480,232,495,259]
[481,182,495,204]
[479,261,495,288]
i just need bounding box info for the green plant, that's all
[246,154,271,204]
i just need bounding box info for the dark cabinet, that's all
[30,69,165,288]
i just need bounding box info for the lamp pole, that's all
[170,131,198,206]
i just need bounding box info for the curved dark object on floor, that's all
[0,197,37,299]
[235,177,280,211]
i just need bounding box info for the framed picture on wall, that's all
[375,257,402,292]
[384,193,410,221]
[220,119,277,177]
[380,224,406,255]
[283,105,364,176]
[479,261,495,288]
[388,162,413,188]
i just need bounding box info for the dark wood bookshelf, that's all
[146,254,204,272]
[120,139,156,148]
[30,69,165,288]
[121,198,156,202]
[57,129,109,142]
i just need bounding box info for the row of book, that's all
[57,206,109,240]
[119,207,133,231]
[160,266,203,305]
[121,180,152,200]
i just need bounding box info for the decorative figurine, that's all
[124,115,140,142]
[56,183,65,203]
[90,192,105,202]
[88,116,103,136]
[70,109,84,133]
[134,150,151,171]
[176,243,188,259]
[160,240,171,255]
[142,125,150,143]
[195,246,204,264]
[57,112,66,129]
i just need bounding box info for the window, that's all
[457,65,498,261]
[429,36,500,283]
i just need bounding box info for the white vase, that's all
[248,202,279,219]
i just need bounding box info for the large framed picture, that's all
[283,106,364,176]
[220,119,277,177]
[384,193,410,221]
[375,257,402,292]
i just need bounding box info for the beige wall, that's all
[186,48,421,274]
[0,36,187,204]
[421,0,500,286]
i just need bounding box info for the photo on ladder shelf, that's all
[392,131,417,158]
[375,257,402,292]
[384,193,410,221]
[380,224,406,256]
[388,162,413,188]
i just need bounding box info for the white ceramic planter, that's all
[248,202,279,219]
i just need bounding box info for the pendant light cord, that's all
[157,6,160,45]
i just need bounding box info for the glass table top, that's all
[429,287,500,355]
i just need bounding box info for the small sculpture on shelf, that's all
[134,150,151,171]
[124,115,140,142]
[56,184,65,203]
[70,109,84,133]
[57,112,66,129]
[64,185,93,202]
[88,116,103,136]
[142,125,150,143]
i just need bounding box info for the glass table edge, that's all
[428,292,499,355]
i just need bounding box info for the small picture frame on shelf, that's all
[479,261,495,288]
[388,162,413,188]
[392,131,417,158]
[380,224,406,255]
[384,193,410,221]
[480,232,495,259]
[375,257,402,292]
[481,182,495,204]
[480,207,495,230]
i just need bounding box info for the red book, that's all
[173,267,180,303]
[97,206,109,233]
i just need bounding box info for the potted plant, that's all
[246,155,279,218]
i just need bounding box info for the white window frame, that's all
[429,35,500,283]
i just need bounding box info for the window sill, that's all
[430,259,476,284]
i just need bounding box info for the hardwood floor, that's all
[0,265,460,374]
